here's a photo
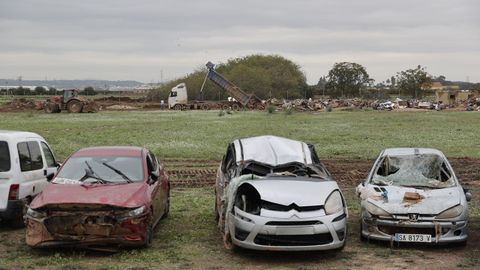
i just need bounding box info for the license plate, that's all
[395,233,431,243]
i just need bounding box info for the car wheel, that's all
[214,189,220,222]
[223,232,236,251]
[143,223,153,248]
[163,189,170,219]
[359,218,368,242]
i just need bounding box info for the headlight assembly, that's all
[365,202,391,218]
[436,205,463,219]
[124,206,146,218]
[324,190,344,215]
[26,207,46,219]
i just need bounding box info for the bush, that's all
[267,105,275,114]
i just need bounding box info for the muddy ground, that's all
[167,158,480,188]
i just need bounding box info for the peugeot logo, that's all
[409,213,419,222]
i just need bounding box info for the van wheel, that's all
[11,198,31,228]
[173,104,182,111]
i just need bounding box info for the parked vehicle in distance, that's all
[215,135,347,251]
[357,148,471,245]
[25,146,170,250]
[0,130,58,227]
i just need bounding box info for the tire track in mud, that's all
[165,158,480,188]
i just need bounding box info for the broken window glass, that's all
[371,154,455,188]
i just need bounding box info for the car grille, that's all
[265,221,321,226]
[254,233,333,246]
[377,225,436,236]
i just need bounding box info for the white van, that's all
[0,130,58,226]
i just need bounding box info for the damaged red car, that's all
[25,146,170,250]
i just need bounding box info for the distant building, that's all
[436,90,478,105]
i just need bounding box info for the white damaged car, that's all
[357,148,471,245]
[214,135,347,251]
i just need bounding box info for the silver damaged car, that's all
[357,148,471,245]
[215,135,347,251]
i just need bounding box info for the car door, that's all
[151,152,168,211]
[217,144,236,225]
[146,152,162,223]
[17,140,46,199]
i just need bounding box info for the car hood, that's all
[363,185,461,215]
[30,182,147,209]
[245,178,339,206]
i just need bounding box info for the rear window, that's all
[0,141,11,172]
[18,141,44,172]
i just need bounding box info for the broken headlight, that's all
[123,206,146,218]
[365,202,391,218]
[26,207,46,219]
[324,191,344,215]
[436,205,463,219]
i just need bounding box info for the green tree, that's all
[396,65,432,98]
[316,76,328,96]
[34,86,46,95]
[83,86,96,95]
[148,54,307,101]
[391,76,396,86]
[325,62,372,98]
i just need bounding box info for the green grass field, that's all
[0,110,479,161]
[0,110,479,269]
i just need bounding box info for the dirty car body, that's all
[215,135,347,251]
[357,148,470,244]
[25,147,170,250]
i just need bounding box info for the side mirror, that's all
[464,188,472,202]
[55,161,62,168]
[149,171,159,184]
[46,172,55,182]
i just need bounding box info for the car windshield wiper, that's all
[79,161,111,184]
[102,162,133,183]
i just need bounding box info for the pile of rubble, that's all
[265,97,480,112]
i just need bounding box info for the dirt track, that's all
[166,158,480,188]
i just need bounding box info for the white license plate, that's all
[395,233,432,243]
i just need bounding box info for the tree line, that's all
[0,86,99,96]
[149,54,479,101]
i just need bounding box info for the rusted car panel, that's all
[357,148,470,245]
[215,135,347,251]
[25,146,170,250]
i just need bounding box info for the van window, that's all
[41,142,56,167]
[18,141,44,172]
[0,141,10,172]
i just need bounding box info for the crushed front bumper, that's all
[361,215,468,244]
[228,207,347,251]
[25,214,149,249]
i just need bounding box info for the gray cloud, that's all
[0,0,479,83]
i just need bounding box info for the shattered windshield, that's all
[54,156,143,184]
[370,154,455,188]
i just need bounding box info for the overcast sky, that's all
[1,0,479,84]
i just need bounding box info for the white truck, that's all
[167,62,264,110]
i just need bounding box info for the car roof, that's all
[0,130,44,140]
[72,146,144,157]
[381,148,445,157]
[233,135,313,166]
